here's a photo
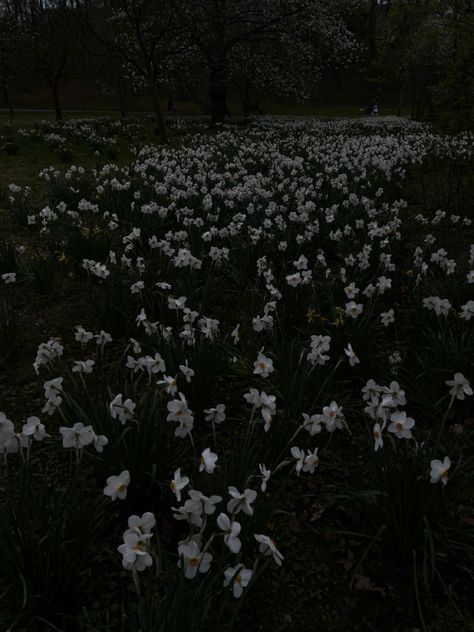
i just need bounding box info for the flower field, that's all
[0,115,473,631]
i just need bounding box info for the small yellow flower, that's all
[330,307,345,327]
[306,307,317,323]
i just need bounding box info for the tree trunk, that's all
[51,81,63,122]
[185,83,211,114]
[368,0,378,60]
[397,81,406,117]
[3,87,14,118]
[149,80,168,143]
[241,81,251,118]
[209,65,228,126]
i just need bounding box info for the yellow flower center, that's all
[189,557,199,566]
[118,483,127,493]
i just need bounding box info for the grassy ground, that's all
[0,101,408,126]
[1,115,472,632]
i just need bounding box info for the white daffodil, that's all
[138,353,166,378]
[344,343,360,366]
[200,448,218,473]
[380,308,395,326]
[227,486,257,516]
[231,324,240,344]
[345,301,363,319]
[259,463,271,492]
[302,413,323,435]
[72,359,95,374]
[387,411,415,439]
[168,296,187,311]
[253,349,274,378]
[74,326,93,344]
[244,389,276,430]
[22,416,49,441]
[175,415,195,439]
[382,381,406,407]
[124,512,156,539]
[362,379,382,401]
[217,513,242,553]
[92,432,108,453]
[255,534,284,566]
[223,564,252,598]
[188,490,222,515]
[157,375,178,395]
[344,282,359,299]
[204,404,226,424]
[291,446,305,475]
[95,330,112,349]
[0,413,17,454]
[178,540,212,579]
[103,470,130,501]
[129,338,142,354]
[244,388,261,407]
[2,272,16,284]
[34,338,64,374]
[172,497,204,527]
[130,280,144,294]
[322,401,344,432]
[179,360,195,383]
[459,300,474,321]
[59,423,94,449]
[430,457,451,486]
[303,447,319,473]
[373,422,384,451]
[259,391,276,429]
[118,533,153,571]
[110,394,136,424]
[170,468,189,502]
[166,394,193,423]
[44,376,63,401]
[446,373,472,400]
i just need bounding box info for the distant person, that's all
[371,101,379,117]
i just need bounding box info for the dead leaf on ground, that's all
[354,574,386,597]
[310,502,325,522]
